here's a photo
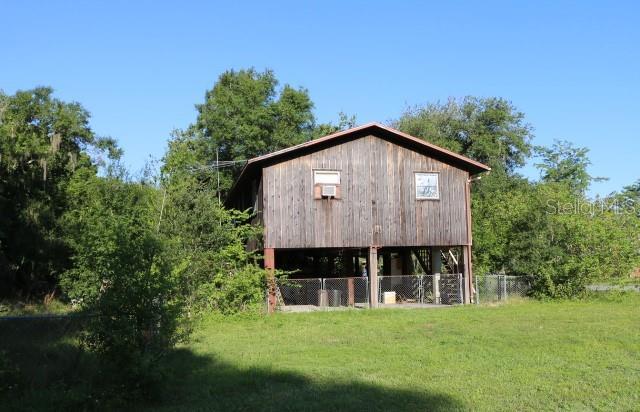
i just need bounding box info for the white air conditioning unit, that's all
[321,185,337,197]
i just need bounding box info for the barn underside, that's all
[264,245,473,311]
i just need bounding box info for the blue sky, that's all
[2,1,638,196]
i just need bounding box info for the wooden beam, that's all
[264,248,276,313]
[369,246,379,308]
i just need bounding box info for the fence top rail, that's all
[322,277,367,280]
[282,278,322,281]
[379,274,462,278]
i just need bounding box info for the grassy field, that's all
[2,295,639,411]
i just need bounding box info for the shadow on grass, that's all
[151,348,465,412]
[1,318,465,411]
[0,316,101,410]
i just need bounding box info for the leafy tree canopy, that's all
[535,140,604,194]
[393,97,533,175]
[0,87,119,297]
[195,68,314,160]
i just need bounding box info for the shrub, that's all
[60,172,189,398]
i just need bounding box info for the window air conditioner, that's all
[321,185,337,197]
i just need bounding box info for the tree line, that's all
[1,69,639,394]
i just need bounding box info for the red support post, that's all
[264,248,276,313]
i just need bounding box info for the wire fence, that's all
[277,277,369,307]
[323,277,369,307]
[378,274,464,304]
[474,275,531,303]
[278,278,323,306]
[276,275,467,308]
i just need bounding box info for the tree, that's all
[161,128,266,314]
[310,112,357,139]
[617,180,640,218]
[193,68,316,192]
[0,87,119,298]
[393,97,533,174]
[535,140,603,194]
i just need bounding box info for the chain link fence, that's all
[378,275,421,304]
[276,275,532,308]
[323,277,369,307]
[278,278,323,306]
[277,275,465,308]
[378,274,464,305]
[277,277,369,308]
[439,274,465,304]
[474,275,531,303]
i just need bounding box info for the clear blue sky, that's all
[3,1,639,196]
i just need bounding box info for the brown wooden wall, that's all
[262,134,470,249]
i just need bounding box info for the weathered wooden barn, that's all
[227,123,490,311]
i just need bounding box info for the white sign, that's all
[415,173,439,199]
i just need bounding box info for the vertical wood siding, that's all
[262,134,470,248]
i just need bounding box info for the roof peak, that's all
[246,122,489,172]
[227,122,490,203]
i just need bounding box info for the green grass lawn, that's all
[2,295,639,411]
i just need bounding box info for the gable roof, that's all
[227,122,491,202]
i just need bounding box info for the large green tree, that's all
[0,87,118,298]
[192,68,315,192]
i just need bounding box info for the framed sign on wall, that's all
[415,172,440,200]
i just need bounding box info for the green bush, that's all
[60,171,189,398]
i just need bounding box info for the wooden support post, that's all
[369,246,379,308]
[431,247,442,304]
[347,278,355,307]
[462,245,472,304]
[264,248,276,313]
